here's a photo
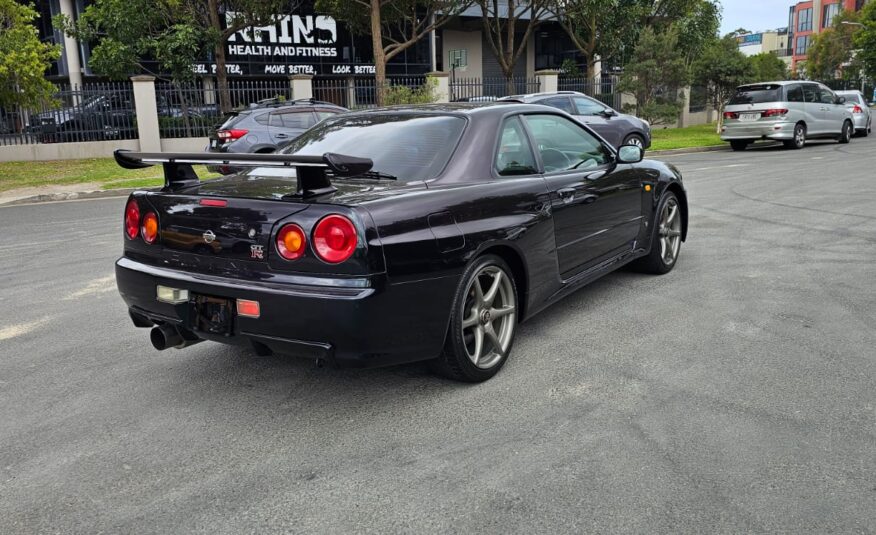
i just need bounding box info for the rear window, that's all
[280,114,466,182]
[729,85,784,105]
[841,93,862,104]
[219,112,250,129]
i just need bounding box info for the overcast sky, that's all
[719,0,792,35]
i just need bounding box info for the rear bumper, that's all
[116,257,459,368]
[720,121,795,141]
[852,115,869,130]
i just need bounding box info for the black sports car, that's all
[115,103,688,382]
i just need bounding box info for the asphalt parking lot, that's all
[1,136,875,533]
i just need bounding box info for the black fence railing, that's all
[449,77,541,102]
[0,82,137,145]
[312,76,430,109]
[557,75,622,109]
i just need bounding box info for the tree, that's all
[618,26,690,125]
[806,9,861,81]
[0,0,61,109]
[856,0,876,88]
[673,0,721,68]
[59,0,298,113]
[749,52,788,82]
[317,0,472,105]
[693,35,753,132]
[477,0,553,91]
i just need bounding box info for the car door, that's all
[802,84,824,134]
[269,110,317,144]
[817,84,843,134]
[570,95,622,147]
[522,113,643,277]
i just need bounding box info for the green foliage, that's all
[382,78,438,105]
[806,9,862,81]
[692,34,753,114]
[618,26,690,125]
[0,0,61,109]
[674,0,721,66]
[857,1,876,86]
[748,52,789,82]
[560,58,582,77]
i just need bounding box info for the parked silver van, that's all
[721,81,854,151]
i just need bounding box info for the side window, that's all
[572,96,606,116]
[523,114,610,173]
[495,117,537,176]
[802,84,819,103]
[786,84,804,103]
[315,110,339,121]
[540,97,575,114]
[279,111,316,129]
[817,86,836,104]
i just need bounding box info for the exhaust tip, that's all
[150,324,183,351]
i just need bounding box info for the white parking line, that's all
[0,317,51,341]
[63,275,116,301]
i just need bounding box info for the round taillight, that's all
[313,214,357,264]
[141,212,159,244]
[276,223,306,260]
[124,198,140,240]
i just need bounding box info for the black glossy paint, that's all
[116,103,687,367]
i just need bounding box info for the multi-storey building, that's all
[788,0,868,71]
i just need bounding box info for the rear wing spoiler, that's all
[113,149,373,197]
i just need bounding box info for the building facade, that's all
[788,0,868,71]
[735,29,790,62]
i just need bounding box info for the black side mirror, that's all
[836,96,846,105]
[618,145,644,164]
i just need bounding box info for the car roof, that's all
[340,102,555,118]
[835,89,862,94]
[501,91,587,101]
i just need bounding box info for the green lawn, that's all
[650,122,724,152]
[0,158,218,193]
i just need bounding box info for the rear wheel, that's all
[730,140,749,151]
[434,255,518,382]
[838,120,853,144]
[784,123,806,149]
[630,191,682,275]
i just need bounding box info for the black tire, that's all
[629,191,682,275]
[838,120,853,144]
[784,123,806,150]
[730,140,749,151]
[433,254,518,382]
[622,133,645,149]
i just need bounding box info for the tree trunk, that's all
[207,0,231,114]
[370,0,386,106]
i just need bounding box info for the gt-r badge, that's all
[250,245,265,259]
[202,230,216,244]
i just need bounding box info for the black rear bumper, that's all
[116,257,459,368]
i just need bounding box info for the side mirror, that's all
[618,145,644,164]
[602,108,617,117]
[836,96,846,105]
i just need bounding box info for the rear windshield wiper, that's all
[331,170,398,181]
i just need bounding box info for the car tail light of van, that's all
[852,105,864,114]
[125,198,140,240]
[217,129,248,142]
[761,109,789,118]
[313,215,358,264]
[723,112,739,120]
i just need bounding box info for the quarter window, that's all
[523,114,610,173]
[495,117,537,176]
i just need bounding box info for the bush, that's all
[382,78,438,105]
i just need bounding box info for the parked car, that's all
[114,102,687,382]
[207,98,347,155]
[721,81,855,151]
[835,90,872,137]
[500,91,651,150]
[27,93,136,142]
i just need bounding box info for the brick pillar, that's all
[535,70,559,94]
[131,75,161,152]
[427,71,450,103]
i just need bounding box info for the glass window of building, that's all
[795,35,811,55]
[823,4,840,28]
[798,8,813,32]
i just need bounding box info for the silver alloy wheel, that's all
[626,135,644,148]
[843,122,852,142]
[795,125,806,148]
[657,198,682,266]
[460,265,516,369]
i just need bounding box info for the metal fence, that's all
[313,76,429,109]
[0,82,136,145]
[449,77,541,102]
[557,75,622,109]
[822,79,873,100]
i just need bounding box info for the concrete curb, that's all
[1,144,731,207]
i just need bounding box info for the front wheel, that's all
[630,191,682,275]
[622,134,645,149]
[434,255,518,382]
[838,120,852,144]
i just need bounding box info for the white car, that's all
[835,90,872,137]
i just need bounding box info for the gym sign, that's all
[227,13,339,59]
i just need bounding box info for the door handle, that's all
[275,133,289,138]
[556,187,575,202]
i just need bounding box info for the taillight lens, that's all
[276,223,306,260]
[217,129,248,142]
[141,212,159,244]
[313,215,358,264]
[723,111,738,120]
[852,105,863,114]
[761,109,789,118]
[125,198,140,240]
